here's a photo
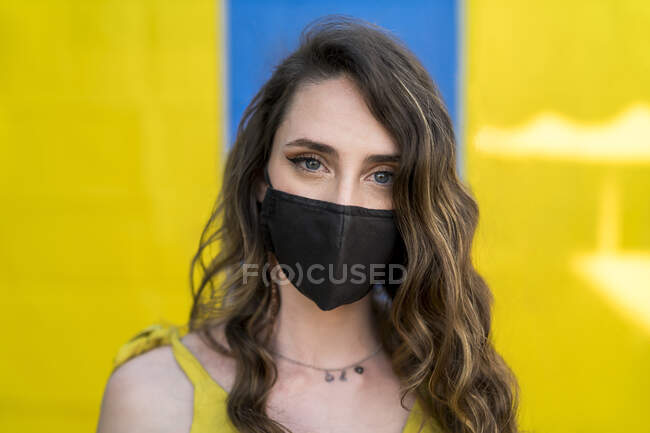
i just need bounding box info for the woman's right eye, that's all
[288,156,323,172]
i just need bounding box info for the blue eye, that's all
[303,158,321,171]
[373,171,393,185]
[288,155,393,187]
[288,156,322,171]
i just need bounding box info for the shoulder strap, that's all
[404,398,445,433]
[113,322,178,370]
[168,325,227,394]
[112,322,228,397]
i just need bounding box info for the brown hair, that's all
[188,15,521,433]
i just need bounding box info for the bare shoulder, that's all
[178,323,236,393]
[96,344,194,433]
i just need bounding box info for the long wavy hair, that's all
[188,15,521,433]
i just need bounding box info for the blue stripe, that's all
[226,0,459,172]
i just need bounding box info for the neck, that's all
[267,255,383,369]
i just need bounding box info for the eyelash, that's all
[286,154,394,186]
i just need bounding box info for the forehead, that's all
[273,76,398,157]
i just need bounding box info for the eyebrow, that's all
[284,138,401,165]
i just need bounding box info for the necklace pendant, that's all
[339,369,347,381]
[354,366,364,374]
[325,371,335,382]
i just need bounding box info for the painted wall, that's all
[226,0,460,174]
[466,1,650,431]
[1,1,648,432]
[0,1,223,431]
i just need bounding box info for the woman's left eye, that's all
[372,171,394,185]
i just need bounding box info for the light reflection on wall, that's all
[474,105,650,334]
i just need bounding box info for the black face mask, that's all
[256,165,406,311]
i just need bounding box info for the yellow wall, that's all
[2,0,649,431]
[466,1,650,431]
[0,1,224,431]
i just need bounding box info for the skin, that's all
[96,75,415,433]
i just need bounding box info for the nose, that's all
[324,176,360,208]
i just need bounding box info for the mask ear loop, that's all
[263,165,274,189]
[261,165,280,322]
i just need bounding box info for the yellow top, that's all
[112,323,443,433]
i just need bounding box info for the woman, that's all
[97,16,521,433]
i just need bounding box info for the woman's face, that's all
[258,75,400,210]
